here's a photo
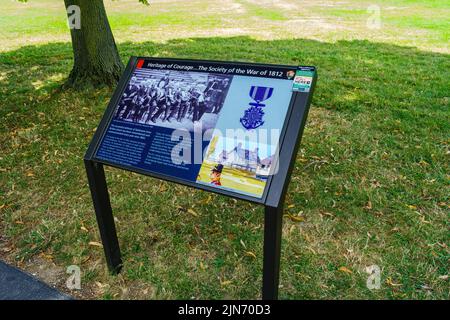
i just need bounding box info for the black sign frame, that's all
[84,57,317,299]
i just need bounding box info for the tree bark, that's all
[64,0,124,88]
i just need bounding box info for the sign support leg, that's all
[84,160,122,274]
[262,204,284,300]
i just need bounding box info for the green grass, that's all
[1,0,449,52]
[0,0,449,300]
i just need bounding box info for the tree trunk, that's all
[64,0,124,88]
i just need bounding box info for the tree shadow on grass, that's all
[1,36,447,151]
[1,36,448,124]
[2,36,448,103]
[1,36,448,101]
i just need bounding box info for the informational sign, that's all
[92,58,315,201]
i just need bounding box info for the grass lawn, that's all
[0,0,449,299]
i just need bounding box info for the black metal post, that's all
[84,160,122,274]
[262,204,284,300]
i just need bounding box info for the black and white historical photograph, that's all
[114,68,233,132]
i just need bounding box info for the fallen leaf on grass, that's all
[220,280,232,286]
[95,281,108,291]
[386,277,402,287]
[418,160,429,166]
[80,226,88,232]
[320,212,334,218]
[201,195,212,205]
[289,225,296,234]
[303,233,311,242]
[187,208,199,217]
[370,180,381,188]
[306,246,317,255]
[420,284,432,291]
[438,275,448,280]
[39,253,53,261]
[288,214,305,223]
[244,251,257,259]
[338,266,353,274]
[419,216,431,224]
